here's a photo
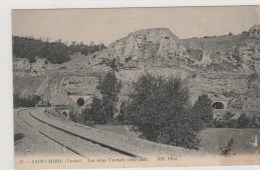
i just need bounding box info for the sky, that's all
[12,6,260,46]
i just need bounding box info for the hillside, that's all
[13,25,260,117]
[12,36,106,64]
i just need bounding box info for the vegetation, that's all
[69,41,106,55]
[96,71,122,121]
[69,112,86,125]
[13,36,70,64]
[192,94,213,123]
[83,97,107,124]
[125,74,211,149]
[13,36,106,64]
[220,138,234,156]
[13,93,41,108]
[210,112,260,128]
[115,101,131,124]
[78,71,122,125]
[14,133,25,142]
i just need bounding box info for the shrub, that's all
[237,113,250,128]
[97,71,122,120]
[220,138,234,156]
[192,94,213,123]
[223,112,235,120]
[13,36,71,64]
[115,101,131,125]
[127,74,204,149]
[12,36,106,64]
[13,93,41,108]
[209,112,260,128]
[83,97,107,124]
[69,112,84,124]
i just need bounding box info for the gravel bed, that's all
[19,109,126,158]
[14,109,78,157]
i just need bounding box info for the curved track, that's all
[17,109,137,158]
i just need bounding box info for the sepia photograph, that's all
[11,6,260,169]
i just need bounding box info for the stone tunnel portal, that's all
[62,111,68,117]
[77,97,85,106]
[212,102,225,109]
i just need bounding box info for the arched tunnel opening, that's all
[62,111,68,118]
[212,102,225,109]
[77,97,85,106]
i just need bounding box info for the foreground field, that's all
[94,125,260,155]
[198,128,259,155]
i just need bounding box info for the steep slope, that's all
[66,28,195,71]
[13,26,260,115]
[180,25,260,74]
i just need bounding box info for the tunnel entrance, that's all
[77,97,85,106]
[62,111,68,117]
[212,102,225,109]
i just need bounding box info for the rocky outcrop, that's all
[248,24,260,38]
[86,28,196,70]
[13,26,260,115]
[180,26,260,75]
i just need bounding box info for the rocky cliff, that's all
[13,25,260,116]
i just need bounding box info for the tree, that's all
[237,113,250,128]
[126,74,204,149]
[12,36,71,64]
[13,93,41,107]
[115,101,131,124]
[192,94,213,123]
[84,97,107,124]
[96,71,122,120]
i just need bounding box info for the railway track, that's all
[17,109,137,158]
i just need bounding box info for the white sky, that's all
[12,6,260,45]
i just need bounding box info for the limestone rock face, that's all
[96,28,192,69]
[12,26,260,115]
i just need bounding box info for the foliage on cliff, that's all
[13,36,106,64]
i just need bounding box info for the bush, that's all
[223,112,235,120]
[126,74,204,149]
[114,101,131,125]
[192,94,213,123]
[220,138,234,156]
[83,97,107,124]
[209,112,260,128]
[69,112,84,124]
[97,71,122,120]
[13,93,41,108]
[237,113,250,128]
[237,113,254,128]
[13,36,71,64]
[228,32,233,36]
[12,36,106,64]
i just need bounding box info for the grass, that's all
[198,128,260,155]
[94,125,260,155]
[94,125,139,138]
